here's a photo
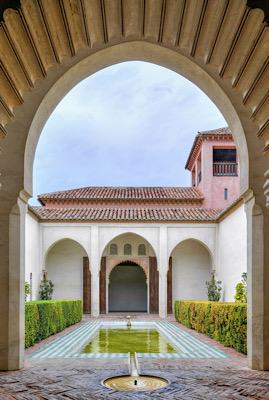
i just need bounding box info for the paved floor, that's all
[0,314,268,399]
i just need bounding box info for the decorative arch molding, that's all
[24,41,251,193]
[100,229,158,261]
[106,256,149,283]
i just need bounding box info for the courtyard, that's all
[1,315,268,399]
[0,0,269,399]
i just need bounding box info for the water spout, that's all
[126,315,131,327]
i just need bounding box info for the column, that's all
[2,191,29,370]
[245,184,269,370]
[90,226,100,317]
[158,226,168,318]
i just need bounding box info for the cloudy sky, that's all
[32,61,226,203]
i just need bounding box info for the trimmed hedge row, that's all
[174,300,247,354]
[25,300,82,348]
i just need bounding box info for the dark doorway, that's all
[109,263,147,312]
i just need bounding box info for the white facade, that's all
[216,204,247,301]
[25,203,247,316]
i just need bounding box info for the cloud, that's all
[31,61,226,203]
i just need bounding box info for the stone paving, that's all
[0,314,268,399]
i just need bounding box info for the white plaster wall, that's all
[98,225,160,260]
[172,239,211,303]
[25,211,40,300]
[217,204,247,301]
[42,224,91,264]
[103,233,155,256]
[167,225,216,262]
[46,239,87,301]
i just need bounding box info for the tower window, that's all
[213,148,236,163]
[213,148,237,176]
[224,188,228,200]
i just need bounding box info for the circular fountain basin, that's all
[103,375,169,391]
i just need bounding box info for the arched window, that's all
[138,244,146,256]
[124,243,132,255]
[110,243,118,255]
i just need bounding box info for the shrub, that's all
[25,299,82,348]
[39,275,54,300]
[25,281,31,301]
[234,272,247,303]
[206,270,222,301]
[174,300,247,354]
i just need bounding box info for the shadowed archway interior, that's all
[109,261,147,312]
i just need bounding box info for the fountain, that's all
[102,352,169,392]
[126,315,131,327]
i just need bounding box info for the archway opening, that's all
[170,239,212,307]
[109,261,147,313]
[44,239,87,303]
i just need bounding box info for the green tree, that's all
[206,270,222,301]
[25,281,31,302]
[39,273,54,300]
[234,272,247,303]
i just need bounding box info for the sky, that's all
[32,61,226,203]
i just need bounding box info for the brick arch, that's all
[106,258,149,283]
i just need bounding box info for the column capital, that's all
[18,189,31,205]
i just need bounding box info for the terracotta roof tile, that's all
[38,186,203,204]
[185,126,234,171]
[30,206,221,222]
[198,127,232,136]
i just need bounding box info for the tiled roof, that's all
[198,127,232,136]
[185,126,234,170]
[38,186,203,204]
[30,206,221,222]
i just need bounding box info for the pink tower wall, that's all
[193,139,240,209]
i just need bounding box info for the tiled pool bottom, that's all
[30,321,228,360]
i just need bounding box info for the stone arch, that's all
[0,0,268,370]
[44,238,88,302]
[107,258,149,280]
[100,230,157,260]
[100,232,157,314]
[24,43,250,194]
[170,238,213,304]
[109,260,147,279]
[168,237,214,266]
[43,236,90,265]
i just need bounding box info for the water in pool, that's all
[82,327,176,355]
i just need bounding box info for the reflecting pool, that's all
[82,328,176,355]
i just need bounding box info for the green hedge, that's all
[174,300,247,354]
[25,300,82,348]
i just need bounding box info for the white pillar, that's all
[158,226,168,318]
[245,191,265,370]
[159,272,167,318]
[8,191,29,370]
[91,271,100,317]
[90,225,100,317]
